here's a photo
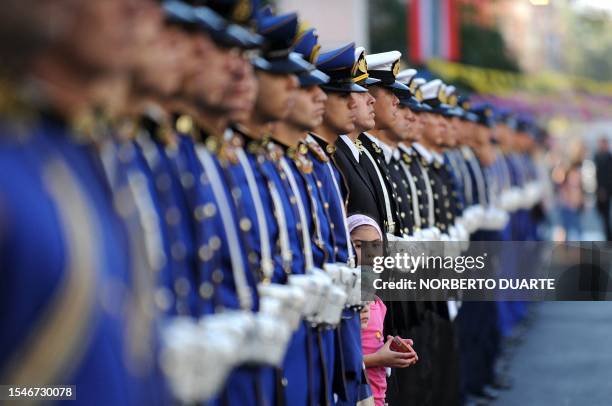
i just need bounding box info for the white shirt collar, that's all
[412,142,434,164]
[398,142,413,155]
[363,132,381,147]
[432,151,445,164]
[339,135,359,162]
[377,138,394,164]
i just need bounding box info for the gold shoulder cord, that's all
[1,158,98,401]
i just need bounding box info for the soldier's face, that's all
[412,113,424,141]
[422,113,444,146]
[132,15,193,97]
[63,0,140,74]
[288,85,329,130]
[183,35,235,110]
[388,106,410,142]
[227,62,258,123]
[222,55,257,117]
[370,86,399,131]
[255,70,299,121]
[351,91,375,132]
[320,91,354,134]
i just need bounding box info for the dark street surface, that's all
[494,301,612,406]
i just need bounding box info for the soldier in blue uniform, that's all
[299,34,371,405]
[155,2,291,405]
[0,1,168,404]
[221,9,323,406]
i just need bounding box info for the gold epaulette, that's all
[288,143,313,174]
[305,139,329,163]
[264,140,284,162]
[401,152,412,164]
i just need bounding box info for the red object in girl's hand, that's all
[389,336,412,353]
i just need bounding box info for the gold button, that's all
[209,236,221,250]
[212,269,224,283]
[174,277,190,297]
[181,172,195,188]
[198,244,212,261]
[240,217,252,231]
[199,282,214,299]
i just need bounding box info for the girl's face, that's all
[350,224,382,266]
[360,302,371,329]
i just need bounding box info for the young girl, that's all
[348,214,418,406]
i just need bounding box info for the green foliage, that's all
[459,23,520,72]
[368,0,407,55]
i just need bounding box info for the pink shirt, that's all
[361,297,387,406]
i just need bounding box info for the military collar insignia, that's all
[288,143,313,174]
[325,144,336,155]
[401,153,412,164]
[265,141,284,162]
[305,138,329,163]
[354,138,364,152]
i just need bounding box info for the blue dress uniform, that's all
[133,115,199,317]
[0,113,166,405]
[297,33,368,406]
[172,123,266,406]
[228,128,317,406]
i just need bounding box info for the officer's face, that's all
[370,86,399,131]
[64,0,140,74]
[183,35,235,110]
[227,62,258,123]
[388,106,410,142]
[222,55,257,118]
[422,113,444,147]
[408,113,424,142]
[255,70,299,121]
[320,91,355,134]
[287,85,329,130]
[351,91,376,132]
[445,117,459,148]
[132,11,192,97]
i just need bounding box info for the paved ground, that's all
[494,301,612,406]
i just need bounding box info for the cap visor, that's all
[225,24,263,49]
[256,52,314,74]
[320,82,367,93]
[386,81,410,92]
[363,77,381,86]
[299,69,330,86]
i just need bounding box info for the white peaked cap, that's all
[419,79,444,101]
[365,50,402,71]
[412,78,427,88]
[396,68,417,85]
[444,85,456,97]
[354,46,366,60]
